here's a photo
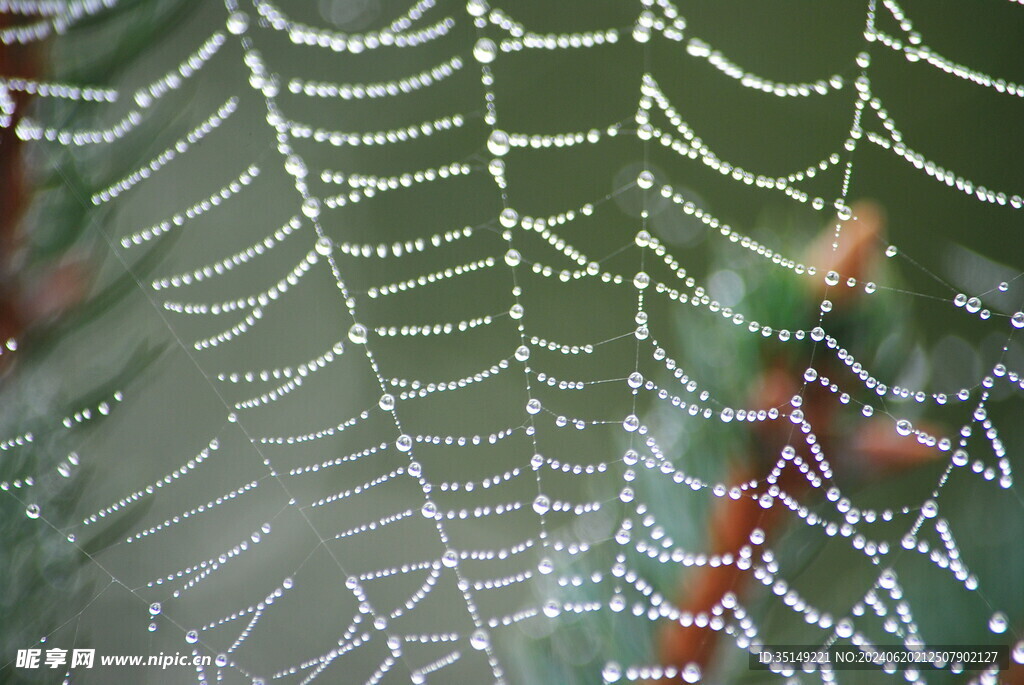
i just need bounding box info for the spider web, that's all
[2,0,1024,683]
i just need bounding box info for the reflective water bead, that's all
[622,414,639,432]
[895,419,912,436]
[636,170,654,189]
[487,129,510,156]
[515,345,530,361]
[1012,312,1024,329]
[526,399,542,415]
[499,208,519,228]
[215,654,229,668]
[466,0,489,16]
[470,629,490,650]
[682,663,702,684]
[633,271,650,289]
[378,394,395,411]
[473,38,497,64]
[301,197,320,219]
[825,270,840,286]
[441,550,458,567]
[965,297,981,313]
[348,324,368,344]
[532,494,551,515]
[602,662,622,682]
[185,630,199,644]
[627,372,643,388]
[504,249,521,266]
[25,504,40,519]
[509,303,525,319]
[226,12,248,35]
[396,435,413,452]
[314,237,332,255]
[885,245,898,258]
[989,612,1008,634]
[149,602,162,616]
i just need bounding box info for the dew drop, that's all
[885,245,898,258]
[825,270,840,286]
[636,170,654,189]
[532,494,551,515]
[682,663,701,684]
[149,602,162,616]
[627,372,643,389]
[895,419,912,436]
[185,630,199,644]
[315,237,332,255]
[421,502,437,519]
[1012,312,1024,329]
[542,600,561,618]
[378,394,395,411]
[622,414,639,432]
[441,550,458,568]
[470,629,490,650]
[487,129,510,156]
[25,504,40,519]
[515,345,530,362]
[473,37,497,63]
[504,249,521,266]
[301,197,320,219]
[602,662,622,682]
[509,303,525,320]
[226,11,249,35]
[396,434,413,452]
[466,0,489,17]
[633,271,650,289]
[989,612,1008,634]
[526,399,542,415]
[499,208,519,228]
[215,654,228,668]
[348,324,368,344]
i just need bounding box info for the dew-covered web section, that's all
[1,0,1024,683]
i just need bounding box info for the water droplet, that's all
[885,245,898,258]
[602,662,622,682]
[636,170,654,189]
[396,435,413,452]
[314,237,332,255]
[998,281,1009,292]
[515,345,530,362]
[749,528,765,545]
[622,414,639,432]
[627,372,643,389]
[379,394,395,411]
[25,504,40,519]
[421,502,437,519]
[989,612,1008,634]
[895,419,912,436]
[509,303,525,319]
[825,270,840,286]
[532,494,551,515]
[504,249,521,266]
[215,654,229,668]
[348,323,368,344]
[879,569,896,589]
[804,368,818,382]
[149,602,162,616]
[836,619,853,638]
[720,408,734,423]
[466,0,489,17]
[633,271,650,289]
[820,299,833,313]
[1012,640,1024,665]
[473,37,497,63]
[682,663,701,683]
[226,11,249,35]
[441,550,458,567]
[1012,311,1024,329]
[966,297,981,314]
[301,197,320,219]
[408,461,422,478]
[185,630,199,644]
[470,629,490,650]
[499,208,519,228]
[284,155,306,178]
[542,600,561,617]
[526,399,542,415]
[487,129,510,156]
